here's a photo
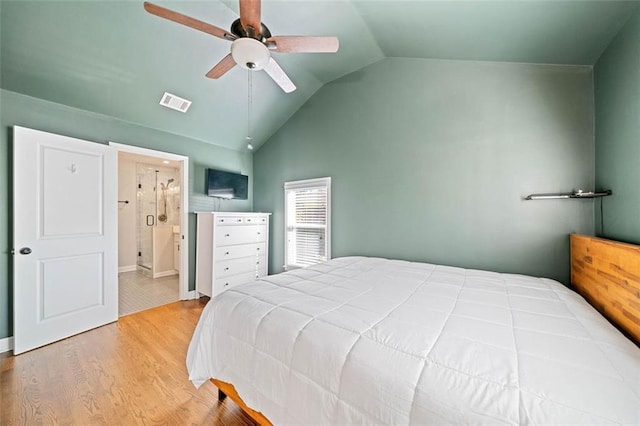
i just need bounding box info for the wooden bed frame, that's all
[211,235,640,423]
[212,379,272,425]
[570,234,640,345]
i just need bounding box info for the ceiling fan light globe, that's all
[231,38,270,71]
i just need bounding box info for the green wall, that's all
[0,89,252,340]
[594,8,640,243]
[254,58,595,285]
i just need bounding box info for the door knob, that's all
[19,247,32,255]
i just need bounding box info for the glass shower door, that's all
[136,165,157,270]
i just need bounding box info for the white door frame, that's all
[109,142,191,300]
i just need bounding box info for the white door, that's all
[13,126,118,354]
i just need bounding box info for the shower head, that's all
[161,179,175,190]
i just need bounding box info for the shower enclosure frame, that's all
[110,142,191,300]
[136,166,179,275]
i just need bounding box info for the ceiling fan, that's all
[143,0,339,93]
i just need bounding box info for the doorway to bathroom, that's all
[110,142,189,317]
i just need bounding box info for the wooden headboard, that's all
[570,234,640,344]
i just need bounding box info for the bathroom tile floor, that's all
[119,270,179,317]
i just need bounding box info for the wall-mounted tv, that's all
[206,168,248,200]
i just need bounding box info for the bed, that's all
[187,234,640,424]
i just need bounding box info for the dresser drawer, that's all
[244,215,269,224]
[255,255,267,274]
[217,225,267,246]
[217,225,256,246]
[215,256,256,279]
[216,216,246,225]
[215,242,266,261]
[244,216,258,224]
[213,271,256,295]
[255,225,267,242]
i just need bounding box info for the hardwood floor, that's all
[1,298,256,425]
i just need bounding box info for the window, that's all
[284,177,331,269]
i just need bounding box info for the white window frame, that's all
[284,177,331,270]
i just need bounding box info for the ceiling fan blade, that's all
[239,0,261,37]
[266,36,339,53]
[205,54,237,79]
[263,58,296,93]
[144,2,236,41]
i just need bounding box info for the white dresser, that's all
[195,212,270,297]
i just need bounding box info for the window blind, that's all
[284,177,331,269]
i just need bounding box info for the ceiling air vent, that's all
[159,92,192,113]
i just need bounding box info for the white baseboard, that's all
[118,265,137,273]
[185,290,198,300]
[153,270,179,279]
[0,336,14,354]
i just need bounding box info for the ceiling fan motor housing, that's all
[231,38,271,70]
[230,18,272,41]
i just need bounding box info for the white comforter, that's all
[187,257,640,424]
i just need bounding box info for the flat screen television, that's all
[206,168,248,200]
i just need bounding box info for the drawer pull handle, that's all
[256,261,260,265]
[257,232,261,235]
[237,219,242,222]
[220,219,225,222]
[224,267,229,271]
[256,247,260,251]
[225,233,230,237]
[225,251,230,255]
[224,283,229,286]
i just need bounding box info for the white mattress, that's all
[187,256,640,424]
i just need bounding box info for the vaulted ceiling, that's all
[1,1,638,151]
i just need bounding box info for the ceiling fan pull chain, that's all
[248,69,252,137]
[247,70,254,150]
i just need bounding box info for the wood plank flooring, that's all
[1,298,255,425]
